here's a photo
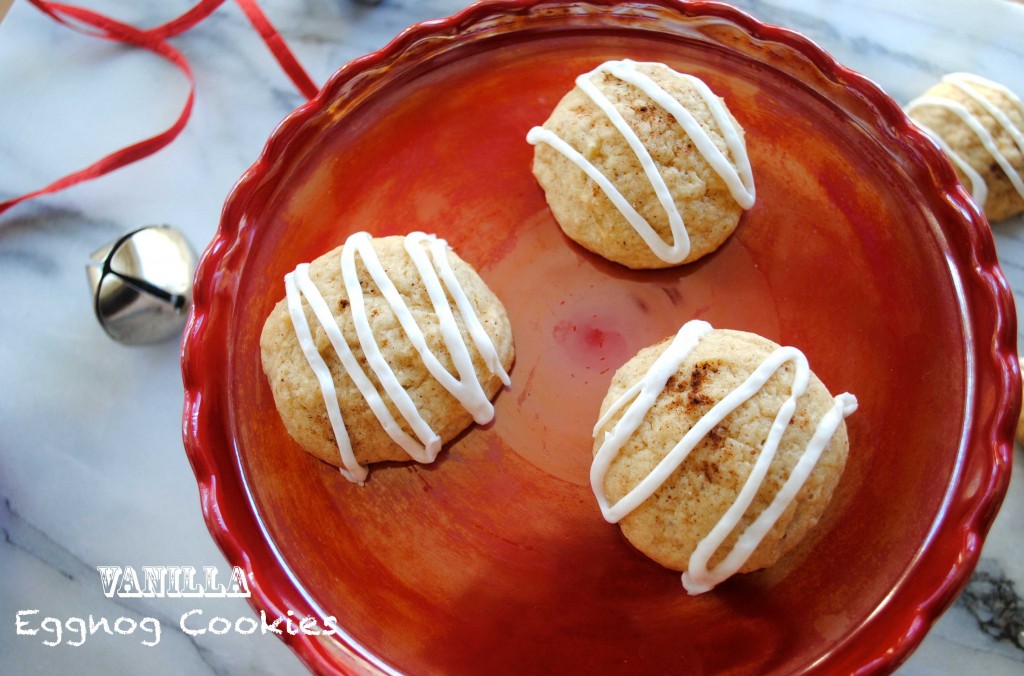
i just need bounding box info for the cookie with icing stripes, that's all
[528,60,755,269]
[260,232,513,483]
[907,73,1024,223]
[591,321,855,594]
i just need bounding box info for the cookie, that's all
[260,232,514,482]
[591,321,856,594]
[527,59,755,269]
[906,73,1024,222]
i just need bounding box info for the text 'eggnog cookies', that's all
[591,321,856,594]
[906,73,1024,222]
[260,232,514,483]
[527,59,755,269]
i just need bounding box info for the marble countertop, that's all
[1,0,1022,673]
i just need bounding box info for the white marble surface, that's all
[1,0,1022,673]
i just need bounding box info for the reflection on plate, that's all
[182,1,1017,673]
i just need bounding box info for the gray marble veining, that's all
[1,1,1021,673]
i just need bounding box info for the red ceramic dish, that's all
[182,1,1018,673]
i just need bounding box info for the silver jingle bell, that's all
[86,225,198,345]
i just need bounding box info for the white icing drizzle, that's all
[906,73,1024,207]
[590,320,857,595]
[527,59,755,264]
[285,272,365,484]
[284,232,510,483]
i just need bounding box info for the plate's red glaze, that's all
[182,2,1018,673]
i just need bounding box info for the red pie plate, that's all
[181,1,1018,673]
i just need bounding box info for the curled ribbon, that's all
[0,0,318,216]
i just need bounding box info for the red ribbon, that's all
[234,0,319,100]
[0,0,318,216]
